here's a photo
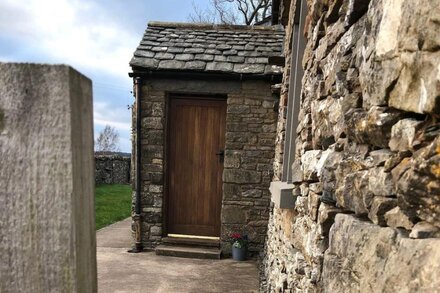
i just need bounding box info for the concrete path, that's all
[97,218,260,292]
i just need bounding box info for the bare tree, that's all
[95,125,120,153]
[188,0,272,25]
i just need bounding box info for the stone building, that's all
[262,0,440,291]
[129,22,284,255]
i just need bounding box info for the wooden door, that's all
[167,96,226,237]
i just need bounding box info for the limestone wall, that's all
[95,155,131,185]
[262,0,440,291]
[134,78,278,253]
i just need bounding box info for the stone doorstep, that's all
[155,245,222,260]
[161,237,220,248]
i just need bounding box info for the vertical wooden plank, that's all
[167,96,226,236]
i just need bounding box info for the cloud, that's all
[0,0,138,77]
[94,101,132,131]
[0,0,140,152]
[94,101,132,152]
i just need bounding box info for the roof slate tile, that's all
[184,48,205,54]
[151,47,168,52]
[175,54,194,61]
[223,49,238,56]
[184,61,207,70]
[158,60,184,69]
[206,62,234,72]
[195,54,214,61]
[155,52,174,60]
[130,21,284,75]
[216,44,233,50]
[167,47,184,53]
[233,63,265,74]
[227,56,245,63]
[134,50,155,58]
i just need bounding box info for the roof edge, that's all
[147,21,284,32]
[129,68,283,82]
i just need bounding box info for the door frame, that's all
[163,92,227,238]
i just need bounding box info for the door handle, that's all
[216,150,224,163]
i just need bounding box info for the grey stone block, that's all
[0,63,96,292]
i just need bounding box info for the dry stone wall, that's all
[262,0,440,291]
[95,155,131,185]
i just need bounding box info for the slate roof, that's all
[130,22,284,75]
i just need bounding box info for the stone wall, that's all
[262,0,440,291]
[134,78,278,253]
[222,81,278,254]
[95,155,131,185]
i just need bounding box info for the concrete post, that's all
[0,63,97,292]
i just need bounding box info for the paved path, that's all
[97,218,260,292]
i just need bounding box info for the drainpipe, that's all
[130,76,143,253]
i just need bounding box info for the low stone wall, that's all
[95,155,131,185]
[262,0,440,291]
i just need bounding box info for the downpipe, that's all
[129,76,143,253]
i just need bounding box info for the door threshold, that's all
[168,234,220,240]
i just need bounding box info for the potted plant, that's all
[230,233,248,261]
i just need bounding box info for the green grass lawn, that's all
[95,184,132,230]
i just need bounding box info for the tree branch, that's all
[188,0,272,25]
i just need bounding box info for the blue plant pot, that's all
[232,246,247,261]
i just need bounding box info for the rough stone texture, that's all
[133,78,277,254]
[323,214,440,293]
[384,206,415,230]
[262,0,440,291]
[0,63,96,292]
[95,155,131,184]
[130,22,284,75]
[409,221,440,239]
[389,119,424,152]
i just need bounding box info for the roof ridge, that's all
[147,21,284,32]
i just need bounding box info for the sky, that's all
[0,0,208,152]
